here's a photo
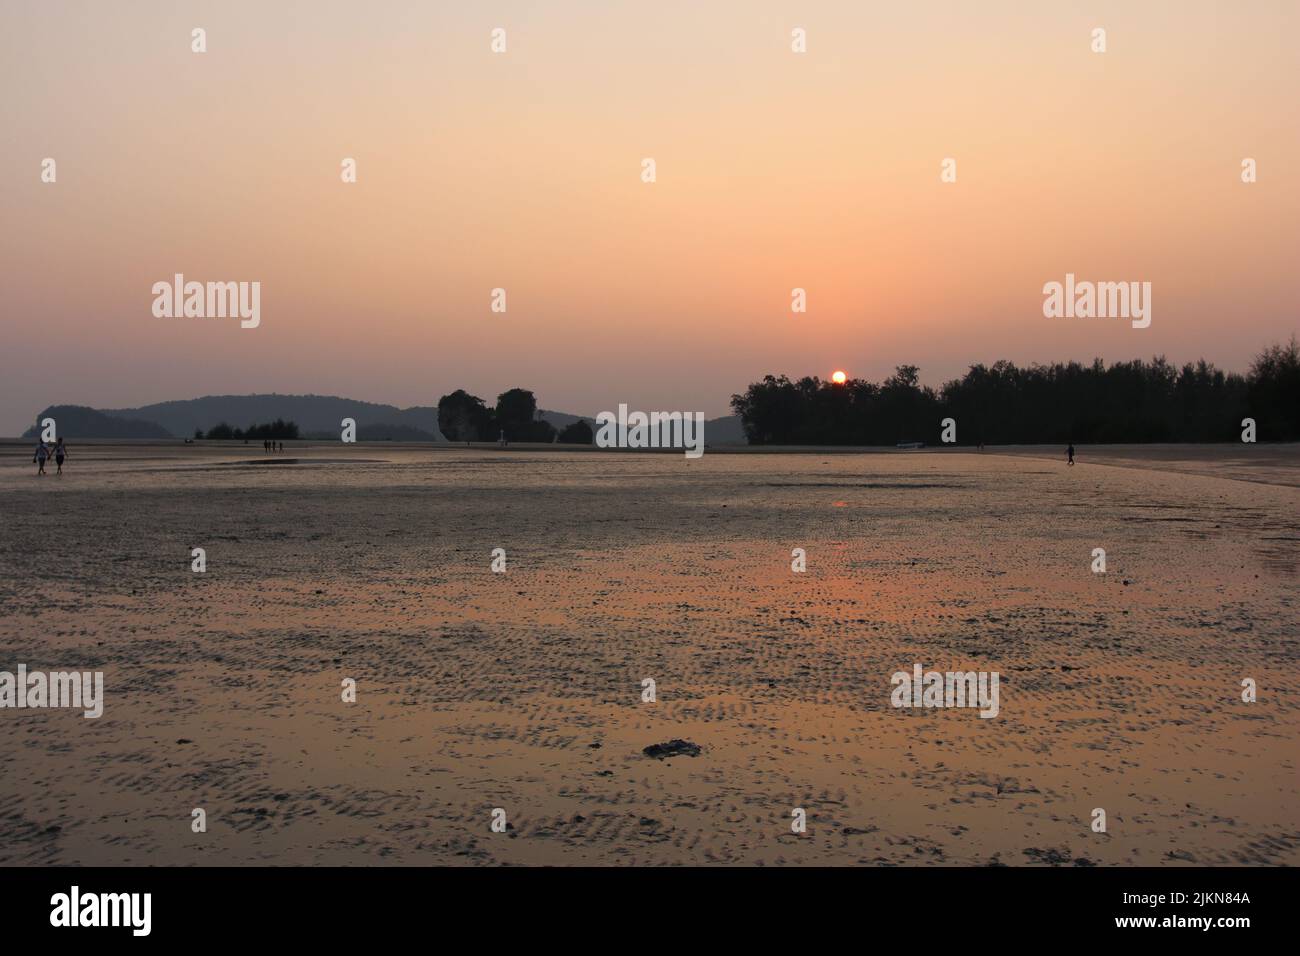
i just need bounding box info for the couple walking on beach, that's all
[34,438,68,476]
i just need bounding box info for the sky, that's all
[1,0,1297,435]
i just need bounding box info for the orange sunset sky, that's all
[1,0,1297,434]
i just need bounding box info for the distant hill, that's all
[23,394,747,444]
[101,394,446,440]
[22,405,173,439]
[703,414,745,445]
[537,409,592,432]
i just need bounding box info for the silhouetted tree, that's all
[494,388,537,441]
[733,341,1297,445]
[241,419,299,440]
[557,420,593,444]
[1247,336,1300,439]
[494,387,558,441]
[438,390,493,443]
[199,419,298,440]
[205,422,236,440]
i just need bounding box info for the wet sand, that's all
[1,443,1296,865]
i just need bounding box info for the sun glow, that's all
[831,370,848,385]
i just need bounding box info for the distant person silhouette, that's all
[54,438,67,475]
[33,440,49,475]
[1067,443,1075,466]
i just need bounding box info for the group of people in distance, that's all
[264,440,283,452]
[33,437,68,476]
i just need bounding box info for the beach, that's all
[1,443,1296,865]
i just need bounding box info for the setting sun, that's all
[831,370,848,385]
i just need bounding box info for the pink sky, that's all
[2,0,1297,434]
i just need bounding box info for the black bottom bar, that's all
[0,865,1284,941]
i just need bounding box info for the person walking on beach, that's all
[33,439,50,475]
[1066,442,1075,466]
[54,437,67,476]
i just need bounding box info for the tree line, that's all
[437,388,592,443]
[730,339,1300,445]
[197,419,300,440]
